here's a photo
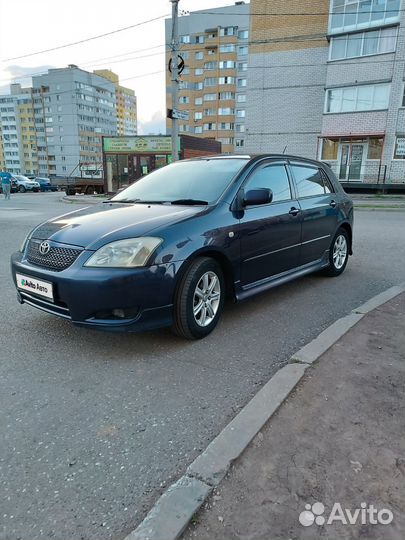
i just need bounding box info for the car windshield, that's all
[111,158,248,204]
[15,175,30,181]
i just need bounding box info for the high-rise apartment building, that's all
[0,84,37,175]
[246,0,405,183]
[31,65,117,178]
[94,69,137,136]
[165,2,250,154]
[0,66,137,178]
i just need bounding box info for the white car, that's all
[13,175,40,193]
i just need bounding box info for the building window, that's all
[195,68,204,75]
[204,62,217,70]
[402,85,405,107]
[217,137,234,144]
[321,138,339,160]
[220,26,236,36]
[219,44,235,53]
[194,126,203,134]
[195,51,204,60]
[236,124,246,133]
[204,93,216,101]
[204,108,216,116]
[238,62,248,71]
[238,29,249,39]
[325,83,391,113]
[237,94,246,102]
[237,78,247,87]
[329,0,401,34]
[219,91,235,100]
[236,109,246,117]
[219,122,234,130]
[218,107,234,115]
[195,35,205,44]
[204,77,217,87]
[218,76,235,85]
[203,122,216,131]
[219,60,235,69]
[179,96,189,104]
[195,97,203,105]
[180,34,190,43]
[238,46,248,56]
[235,139,245,147]
[393,137,405,159]
[330,27,397,60]
[367,137,384,159]
[194,111,203,120]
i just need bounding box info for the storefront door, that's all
[338,143,366,181]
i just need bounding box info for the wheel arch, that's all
[175,249,236,302]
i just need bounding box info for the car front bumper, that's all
[11,252,182,332]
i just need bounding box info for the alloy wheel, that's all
[333,234,347,270]
[193,271,221,327]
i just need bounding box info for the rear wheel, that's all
[322,228,349,277]
[172,257,225,339]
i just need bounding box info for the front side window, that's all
[245,164,292,203]
[291,165,326,198]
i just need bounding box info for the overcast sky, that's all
[0,0,242,134]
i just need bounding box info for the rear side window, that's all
[320,169,335,193]
[245,164,291,203]
[291,164,334,197]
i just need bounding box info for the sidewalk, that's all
[183,293,405,540]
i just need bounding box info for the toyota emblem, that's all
[39,241,51,255]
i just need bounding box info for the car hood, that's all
[30,202,205,249]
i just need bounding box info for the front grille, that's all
[27,240,82,271]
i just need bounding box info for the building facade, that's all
[0,66,137,178]
[94,69,137,136]
[0,84,38,175]
[31,65,117,178]
[165,2,250,154]
[246,0,405,183]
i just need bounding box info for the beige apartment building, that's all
[165,2,250,154]
[94,70,137,136]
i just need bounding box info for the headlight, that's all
[84,237,163,268]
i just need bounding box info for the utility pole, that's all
[170,0,180,161]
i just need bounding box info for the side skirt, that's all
[236,251,330,302]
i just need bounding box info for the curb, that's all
[124,283,405,540]
[61,195,106,204]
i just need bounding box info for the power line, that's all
[197,9,405,15]
[2,14,170,62]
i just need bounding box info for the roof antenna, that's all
[282,145,287,154]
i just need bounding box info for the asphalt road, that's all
[1,192,404,540]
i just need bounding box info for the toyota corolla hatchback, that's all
[12,155,353,339]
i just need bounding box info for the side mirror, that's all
[243,188,273,207]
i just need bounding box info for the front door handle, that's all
[330,200,337,208]
[289,207,300,216]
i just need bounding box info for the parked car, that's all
[0,172,18,193]
[35,177,58,192]
[11,155,353,339]
[13,175,40,193]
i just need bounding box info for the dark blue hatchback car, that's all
[11,155,353,339]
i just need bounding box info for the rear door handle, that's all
[289,207,300,216]
[330,200,337,208]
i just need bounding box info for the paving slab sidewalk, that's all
[183,293,405,540]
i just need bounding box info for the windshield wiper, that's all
[103,199,141,204]
[170,199,208,205]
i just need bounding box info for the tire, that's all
[172,257,225,339]
[19,185,26,193]
[322,228,350,277]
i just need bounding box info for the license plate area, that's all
[16,273,54,302]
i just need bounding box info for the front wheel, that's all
[322,228,349,277]
[19,185,26,193]
[172,257,225,339]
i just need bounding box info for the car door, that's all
[288,162,339,266]
[238,161,302,286]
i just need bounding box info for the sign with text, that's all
[103,136,174,154]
